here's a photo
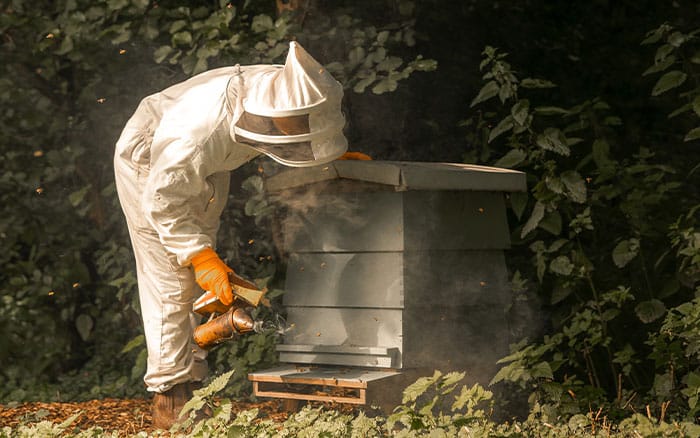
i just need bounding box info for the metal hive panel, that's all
[281,191,405,252]
[284,252,404,308]
[282,307,403,365]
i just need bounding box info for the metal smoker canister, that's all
[194,306,256,349]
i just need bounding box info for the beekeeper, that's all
[113,41,347,429]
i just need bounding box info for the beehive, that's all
[250,160,526,406]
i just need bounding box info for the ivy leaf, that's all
[612,238,640,268]
[470,81,499,107]
[651,70,687,96]
[634,299,666,323]
[521,201,545,238]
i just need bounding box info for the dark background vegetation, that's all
[1,0,699,424]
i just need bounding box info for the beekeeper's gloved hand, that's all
[191,248,234,305]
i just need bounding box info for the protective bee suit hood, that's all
[229,41,347,167]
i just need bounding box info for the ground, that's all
[0,398,289,434]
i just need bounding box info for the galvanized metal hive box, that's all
[263,160,526,385]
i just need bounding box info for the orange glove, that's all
[191,248,234,306]
[338,151,372,161]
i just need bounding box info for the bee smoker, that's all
[193,305,261,349]
[192,273,267,350]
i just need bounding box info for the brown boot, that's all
[151,382,193,430]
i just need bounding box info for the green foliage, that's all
[5,370,700,437]
[0,0,433,402]
[462,23,700,421]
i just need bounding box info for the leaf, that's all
[494,148,526,168]
[470,81,499,107]
[651,70,687,96]
[169,19,187,34]
[540,211,562,235]
[534,106,569,116]
[372,78,398,94]
[509,191,528,220]
[121,334,145,354]
[511,99,530,126]
[352,72,376,93]
[634,299,666,323]
[69,186,90,207]
[171,31,192,46]
[520,78,556,88]
[592,139,613,168]
[521,201,545,238]
[693,96,700,117]
[347,46,366,68]
[685,127,700,142]
[668,103,692,118]
[200,370,235,397]
[551,283,573,304]
[153,45,172,63]
[550,255,574,276]
[251,14,273,33]
[402,371,442,404]
[612,238,640,268]
[536,128,570,156]
[561,170,586,203]
[531,361,554,379]
[642,55,676,76]
[488,116,514,143]
[75,314,93,341]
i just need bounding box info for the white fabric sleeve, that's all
[142,137,216,267]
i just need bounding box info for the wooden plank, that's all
[283,252,404,308]
[253,382,366,405]
[248,365,401,383]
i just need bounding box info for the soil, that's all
[0,398,290,435]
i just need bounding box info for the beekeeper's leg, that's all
[114,149,221,392]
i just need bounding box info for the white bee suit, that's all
[114,42,347,392]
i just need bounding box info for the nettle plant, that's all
[463,36,699,419]
[640,22,700,421]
